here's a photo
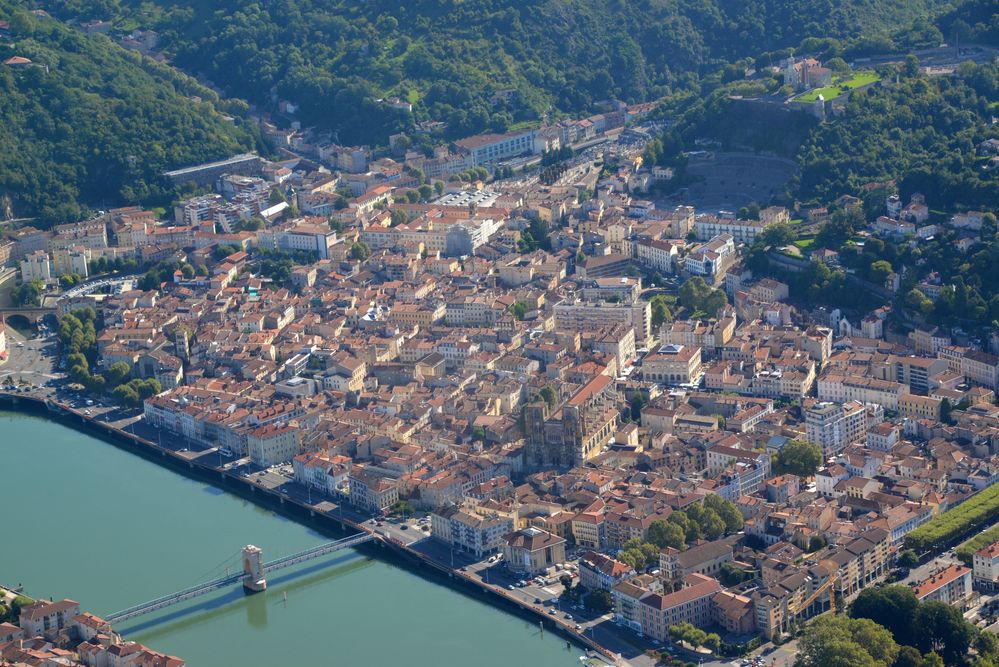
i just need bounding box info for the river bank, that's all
[0,393,622,665]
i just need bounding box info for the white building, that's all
[805,401,869,457]
[694,217,772,244]
[973,541,999,591]
[257,223,340,260]
[431,505,514,559]
[456,129,537,166]
[19,250,51,282]
[684,234,735,278]
[634,239,679,274]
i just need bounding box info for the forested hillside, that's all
[0,1,261,223]
[796,60,999,211]
[47,0,949,144]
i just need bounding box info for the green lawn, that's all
[793,237,816,251]
[794,71,880,103]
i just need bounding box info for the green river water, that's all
[0,411,585,666]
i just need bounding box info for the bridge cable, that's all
[185,550,242,588]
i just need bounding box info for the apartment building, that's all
[634,239,679,274]
[638,574,722,642]
[257,222,340,260]
[817,374,907,411]
[554,299,652,345]
[431,505,514,559]
[973,541,999,591]
[911,564,972,608]
[246,423,302,466]
[805,401,868,457]
[18,599,80,638]
[579,552,635,591]
[456,129,537,166]
[694,216,772,244]
[348,466,400,514]
[20,250,51,282]
[51,247,91,278]
[684,234,736,278]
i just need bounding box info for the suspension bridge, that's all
[105,532,376,624]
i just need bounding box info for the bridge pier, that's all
[242,545,267,593]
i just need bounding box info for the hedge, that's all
[904,483,999,554]
[955,523,999,565]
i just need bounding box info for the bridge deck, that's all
[105,533,376,624]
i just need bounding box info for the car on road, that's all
[564,613,572,620]
[548,609,556,615]
[534,597,542,604]
[507,584,515,591]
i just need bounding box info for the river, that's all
[0,411,585,666]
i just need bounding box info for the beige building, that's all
[18,599,80,638]
[554,300,652,346]
[246,423,301,466]
[638,573,721,641]
[642,343,703,386]
[51,246,91,278]
[898,393,943,421]
[503,527,567,575]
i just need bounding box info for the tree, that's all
[537,386,557,406]
[11,280,43,307]
[629,392,647,422]
[892,646,924,667]
[796,615,899,667]
[940,398,954,425]
[915,601,975,665]
[704,495,744,533]
[759,221,796,247]
[647,520,685,550]
[559,574,573,591]
[508,301,529,320]
[391,500,416,517]
[850,585,920,648]
[112,384,140,407]
[9,596,33,624]
[678,277,727,317]
[774,439,823,478]
[471,425,486,441]
[390,209,409,226]
[700,508,726,540]
[869,260,893,284]
[584,589,614,614]
[650,296,673,327]
[350,241,371,261]
[103,361,131,388]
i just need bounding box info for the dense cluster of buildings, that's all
[4,118,999,652]
[0,597,183,666]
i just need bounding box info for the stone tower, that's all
[242,545,266,593]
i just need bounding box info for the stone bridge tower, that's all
[242,545,267,593]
